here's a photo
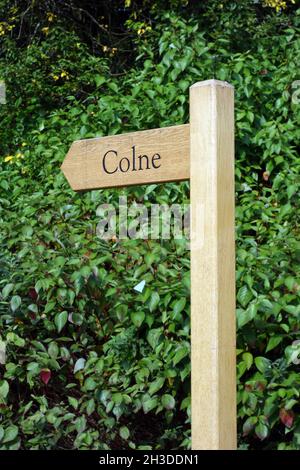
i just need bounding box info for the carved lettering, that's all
[102,147,161,174]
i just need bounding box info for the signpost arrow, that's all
[61,124,189,191]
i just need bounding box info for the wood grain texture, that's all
[61,124,190,191]
[190,79,236,450]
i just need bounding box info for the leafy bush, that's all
[0,1,300,450]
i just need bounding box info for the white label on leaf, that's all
[133,280,146,293]
[74,358,86,374]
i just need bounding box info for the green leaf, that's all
[285,344,300,364]
[237,303,257,329]
[131,311,145,327]
[255,356,272,374]
[119,426,130,440]
[173,298,186,316]
[10,295,21,312]
[54,311,68,333]
[86,398,95,415]
[21,225,33,238]
[142,397,158,414]
[44,301,55,314]
[75,416,86,434]
[28,304,38,313]
[287,184,298,199]
[2,283,14,299]
[84,377,97,391]
[243,416,257,435]
[148,377,165,396]
[149,292,160,312]
[0,380,9,399]
[70,313,83,325]
[173,346,189,366]
[147,328,162,350]
[237,286,253,308]
[284,276,296,292]
[6,332,25,347]
[68,396,79,410]
[255,423,268,441]
[112,393,122,405]
[26,362,40,374]
[266,336,283,353]
[95,75,106,87]
[145,89,155,99]
[108,82,118,93]
[48,342,59,359]
[242,352,253,370]
[161,394,175,410]
[285,399,298,411]
[2,425,18,443]
[237,361,247,379]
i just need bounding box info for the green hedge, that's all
[0,2,300,449]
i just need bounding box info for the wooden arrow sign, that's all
[61,124,190,191]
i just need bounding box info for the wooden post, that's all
[190,80,236,450]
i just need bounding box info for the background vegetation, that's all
[0,0,300,450]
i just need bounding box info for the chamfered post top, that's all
[190,79,234,90]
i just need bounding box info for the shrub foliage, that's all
[0,0,300,450]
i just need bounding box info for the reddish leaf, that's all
[40,369,51,385]
[256,381,266,392]
[28,288,38,301]
[279,408,294,429]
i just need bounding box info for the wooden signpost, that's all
[61,79,236,450]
